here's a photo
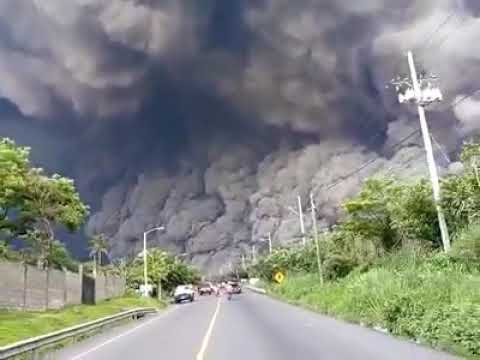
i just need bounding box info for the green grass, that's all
[269,252,480,359]
[0,296,165,346]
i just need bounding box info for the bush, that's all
[417,304,480,356]
[452,224,480,263]
[323,254,356,280]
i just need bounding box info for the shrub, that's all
[323,254,356,280]
[418,304,480,356]
[452,224,480,263]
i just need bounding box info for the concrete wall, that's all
[0,261,126,309]
[95,273,125,303]
[65,270,82,306]
[0,262,25,309]
[0,261,83,310]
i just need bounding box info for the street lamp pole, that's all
[143,226,165,297]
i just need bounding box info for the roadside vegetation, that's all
[125,248,200,297]
[248,141,480,358]
[0,295,164,346]
[0,138,88,271]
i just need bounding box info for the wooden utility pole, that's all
[310,193,323,284]
[297,196,307,246]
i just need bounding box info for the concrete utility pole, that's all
[267,232,272,254]
[297,196,307,246]
[241,254,246,271]
[310,193,323,284]
[251,245,256,263]
[285,196,308,247]
[393,51,450,252]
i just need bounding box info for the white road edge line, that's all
[70,307,175,360]
[196,298,222,360]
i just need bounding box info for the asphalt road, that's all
[54,291,456,360]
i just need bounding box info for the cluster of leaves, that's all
[0,138,88,269]
[126,249,200,296]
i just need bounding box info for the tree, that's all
[89,234,109,277]
[126,250,200,296]
[388,179,439,247]
[0,137,88,268]
[441,142,480,231]
[47,240,78,272]
[147,249,170,299]
[0,139,31,238]
[126,249,169,298]
[20,171,88,268]
[343,177,400,251]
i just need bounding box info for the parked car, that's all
[198,283,213,295]
[174,285,195,303]
[229,281,242,294]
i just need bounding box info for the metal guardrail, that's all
[0,307,158,359]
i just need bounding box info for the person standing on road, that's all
[214,283,220,297]
[225,282,233,300]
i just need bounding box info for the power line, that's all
[430,133,451,164]
[420,12,458,49]
[391,11,459,76]
[380,150,426,176]
[424,14,471,53]
[323,128,421,191]
[440,88,480,113]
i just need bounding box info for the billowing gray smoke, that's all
[0,0,479,273]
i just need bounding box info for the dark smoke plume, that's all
[0,0,479,273]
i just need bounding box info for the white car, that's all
[174,285,195,303]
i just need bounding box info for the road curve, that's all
[53,291,457,360]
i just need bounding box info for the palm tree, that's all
[88,234,109,278]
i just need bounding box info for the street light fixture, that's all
[143,226,165,297]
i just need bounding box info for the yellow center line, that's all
[196,297,222,360]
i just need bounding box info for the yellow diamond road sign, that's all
[274,272,285,284]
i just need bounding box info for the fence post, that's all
[105,273,109,299]
[22,263,28,311]
[45,267,50,310]
[78,264,83,305]
[63,267,68,307]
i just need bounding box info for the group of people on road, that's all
[213,282,234,300]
